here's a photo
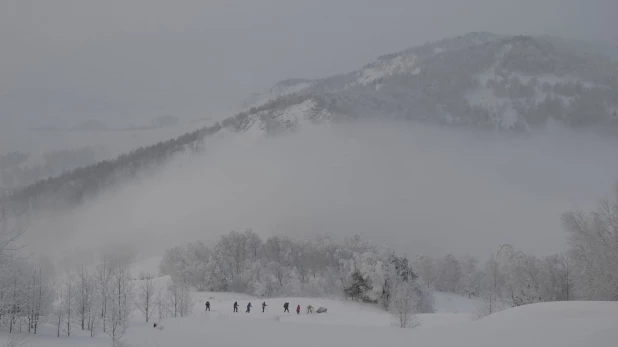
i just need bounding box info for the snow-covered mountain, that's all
[240,78,316,111]
[232,32,618,135]
[6,32,618,213]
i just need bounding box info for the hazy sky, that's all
[1,0,617,127]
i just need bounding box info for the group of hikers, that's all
[205,300,319,314]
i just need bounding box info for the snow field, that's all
[2,260,616,347]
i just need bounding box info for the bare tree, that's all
[86,290,100,338]
[62,272,76,337]
[165,279,193,318]
[27,265,53,335]
[77,264,93,331]
[389,281,421,328]
[154,289,166,321]
[136,274,155,322]
[95,258,112,333]
[475,256,504,319]
[106,263,133,347]
[53,288,64,338]
[2,333,29,347]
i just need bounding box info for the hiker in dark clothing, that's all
[262,302,267,313]
[205,301,211,311]
[296,305,301,315]
[283,302,289,313]
[233,301,239,313]
[246,302,252,313]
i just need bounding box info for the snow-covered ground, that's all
[1,261,615,347]
[4,286,616,346]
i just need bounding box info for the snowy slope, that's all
[433,292,483,314]
[129,301,618,347]
[238,32,618,133]
[224,98,332,139]
[240,79,316,111]
[353,54,420,87]
[5,283,617,347]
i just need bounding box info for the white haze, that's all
[24,122,618,262]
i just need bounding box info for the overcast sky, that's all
[1,0,617,127]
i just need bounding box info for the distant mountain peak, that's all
[236,32,618,135]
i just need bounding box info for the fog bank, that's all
[24,122,618,261]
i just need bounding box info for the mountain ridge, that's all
[240,32,618,134]
[3,32,618,214]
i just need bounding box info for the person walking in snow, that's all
[283,302,289,313]
[233,301,239,313]
[296,305,301,315]
[246,302,252,313]
[307,305,313,314]
[262,302,267,313]
[205,301,211,311]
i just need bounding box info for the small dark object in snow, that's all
[316,307,327,313]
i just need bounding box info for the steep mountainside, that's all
[238,32,618,133]
[3,32,618,213]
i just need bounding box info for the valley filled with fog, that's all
[24,121,618,262]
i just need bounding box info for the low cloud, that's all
[24,121,618,261]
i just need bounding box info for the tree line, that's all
[405,182,618,316]
[0,147,98,191]
[159,180,618,319]
[159,230,434,314]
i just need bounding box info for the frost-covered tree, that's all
[136,274,156,322]
[60,271,77,337]
[344,270,370,301]
[389,281,421,328]
[413,255,436,290]
[76,264,94,331]
[106,263,133,346]
[435,254,462,293]
[495,245,543,306]
[159,231,430,312]
[165,279,193,318]
[540,253,571,301]
[476,256,505,318]
[563,182,618,300]
[460,255,480,298]
[95,258,112,333]
[154,289,166,321]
